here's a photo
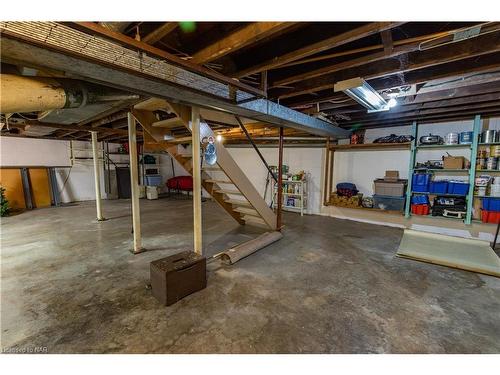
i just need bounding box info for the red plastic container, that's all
[411,204,430,215]
[480,210,500,224]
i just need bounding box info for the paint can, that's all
[481,130,497,144]
[476,158,486,170]
[486,157,498,170]
[459,131,473,144]
[492,145,500,157]
[445,132,459,145]
[478,146,489,158]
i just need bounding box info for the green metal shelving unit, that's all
[404,115,481,224]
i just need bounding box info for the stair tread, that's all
[202,166,222,171]
[204,179,233,184]
[234,207,260,217]
[242,216,267,226]
[225,199,252,207]
[215,189,243,195]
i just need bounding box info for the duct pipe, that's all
[0,74,139,114]
[98,22,131,33]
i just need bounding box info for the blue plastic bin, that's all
[411,195,429,205]
[145,174,162,186]
[429,181,448,194]
[447,181,469,195]
[412,173,431,192]
[482,197,500,212]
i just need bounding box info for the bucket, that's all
[476,158,486,170]
[492,145,500,157]
[486,157,498,170]
[459,131,473,144]
[481,130,497,144]
[445,132,459,145]
[146,186,159,200]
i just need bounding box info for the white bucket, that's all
[146,186,159,200]
[445,132,459,145]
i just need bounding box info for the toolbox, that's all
[150,251,207,306]
[431,196,467,217]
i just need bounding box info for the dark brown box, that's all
[150,251,207,306]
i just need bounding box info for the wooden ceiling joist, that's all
[233,22,404,78]
[277,32,500,100]
[190,22,296,64]
[142,22,178,44]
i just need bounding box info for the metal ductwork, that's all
[0,74,139,114]
[0,22,351,138]
[98,22,131,33]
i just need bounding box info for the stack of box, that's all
[481,197,500,223]
[372,171,407,211]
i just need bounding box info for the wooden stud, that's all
[127,113,144,254]
[191,106,202,255]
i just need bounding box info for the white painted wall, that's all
[0,137,191,203]
[226,146,324,214]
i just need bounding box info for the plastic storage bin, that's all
[447,181,470,195]
[145,174,162,186]
[373,179,407,197]
[411,195,429,205]
[481,210,500,224]
[482,197,500,212]
[412,173,431,192]
[373,195,406,212]
[411,204,430,215]
[429,181,448,194]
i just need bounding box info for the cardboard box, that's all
[443,156,466,169]
[384,170,399,181]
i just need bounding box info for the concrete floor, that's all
[1,198,499,353]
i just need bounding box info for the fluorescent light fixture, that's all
[387,98,398,108]
[334,77,389,113]
[163,134,175,141]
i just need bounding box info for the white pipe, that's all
[192,106,202,255]
[128,113,143,254]
[91,131,105,221]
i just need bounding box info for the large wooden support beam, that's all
[233,22,404,78]
[127,113,144,254]
[191,22,295,64]
[91,131,105,221]
[142,22,178,44]
[191,106,202,255]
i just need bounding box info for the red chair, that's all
[167,176,193,197]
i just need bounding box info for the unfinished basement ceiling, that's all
[1,21,499,143]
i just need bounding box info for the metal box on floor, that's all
[150,251,207,306]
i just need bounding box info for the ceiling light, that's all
[216,134,223,142]
[334,77,389,113]
[387,98,398,108]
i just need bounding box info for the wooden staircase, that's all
[132,99,277,229]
